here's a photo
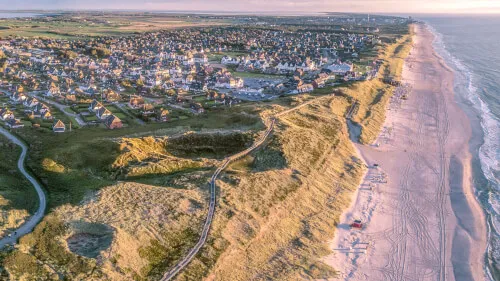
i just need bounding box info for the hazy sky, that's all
[3,0,500,14]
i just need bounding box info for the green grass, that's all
[10,104,263,210]
[0,135,38,214]
[231,71,287,80]
[16,130,119,209]
[113,112,128,120]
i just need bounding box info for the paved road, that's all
[0,127,46,248]
[161,93,334,280]
[30,93,87,127]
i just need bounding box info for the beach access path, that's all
[0,127,46,248]
[161,93,335,280]
[324,23,487,281]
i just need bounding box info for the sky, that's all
[3,0,500,14]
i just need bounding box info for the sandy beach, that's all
[324,23,487,281]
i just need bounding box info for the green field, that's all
[0,135,38,236]
[231,71,287,80]
[0,14,231,39]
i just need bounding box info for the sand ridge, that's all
[324,23,487,281]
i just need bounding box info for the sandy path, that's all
[323,23,487,281]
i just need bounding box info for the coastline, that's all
[426,22,498,280]
[324,23,488,281]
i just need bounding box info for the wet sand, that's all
[324,23,487,281]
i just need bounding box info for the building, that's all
[156,108,170,122]
[104,115,123,129]
[0,109,14,120]
[128,96,145,109]
[52,120,66,133]
[6,119,24,129]
[88,99,104,112]
[326,63,353,75]
[96,107,112,120]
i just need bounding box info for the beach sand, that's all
[323,23,487,281]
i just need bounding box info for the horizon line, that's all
[1,9,500,16]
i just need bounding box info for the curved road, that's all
[161,94,334,280]
[0,127,46,248]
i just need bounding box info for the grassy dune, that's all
[172,95,365,280]
[1,129,255,280]
[345,26,413,144]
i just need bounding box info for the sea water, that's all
[422,15,500,280]
[0,12,40,19]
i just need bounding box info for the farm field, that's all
[0,13,231,38]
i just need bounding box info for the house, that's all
[312,74,328,89]
[190,103,205,114]
[46,86,61,97]
[10,92,27,103]
[0,109,14,120]
[34,103,50,115]
[65,94,77,103]
[6,119,24,129]
[326,63,353,75]
[221,56,240,65]
[41,110,53,120]
[103,89,121,103]
[156,108,170,122]
[128,96,145,109]
[52,119,66,133]
[194,53,208,64]
[96,106,112,120]
[24,97,39,108]
[88,99,104,112]
[297,83,314,93]
[104,115,123,129]
[141,103,155,116]
[26,110,41,119]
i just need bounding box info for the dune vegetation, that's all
[168,94,365,280]
[345,26,413,144]
[0,128,255,280]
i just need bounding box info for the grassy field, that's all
[231,71,287,80]
[0,135,38,239]
[0,14,231,39]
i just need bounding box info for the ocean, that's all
[422,15,500,280]
[0,12,41,19]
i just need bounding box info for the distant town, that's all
[0,14,407,133]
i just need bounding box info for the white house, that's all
[327,63,353,75]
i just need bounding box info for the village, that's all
[0,21,383,133]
